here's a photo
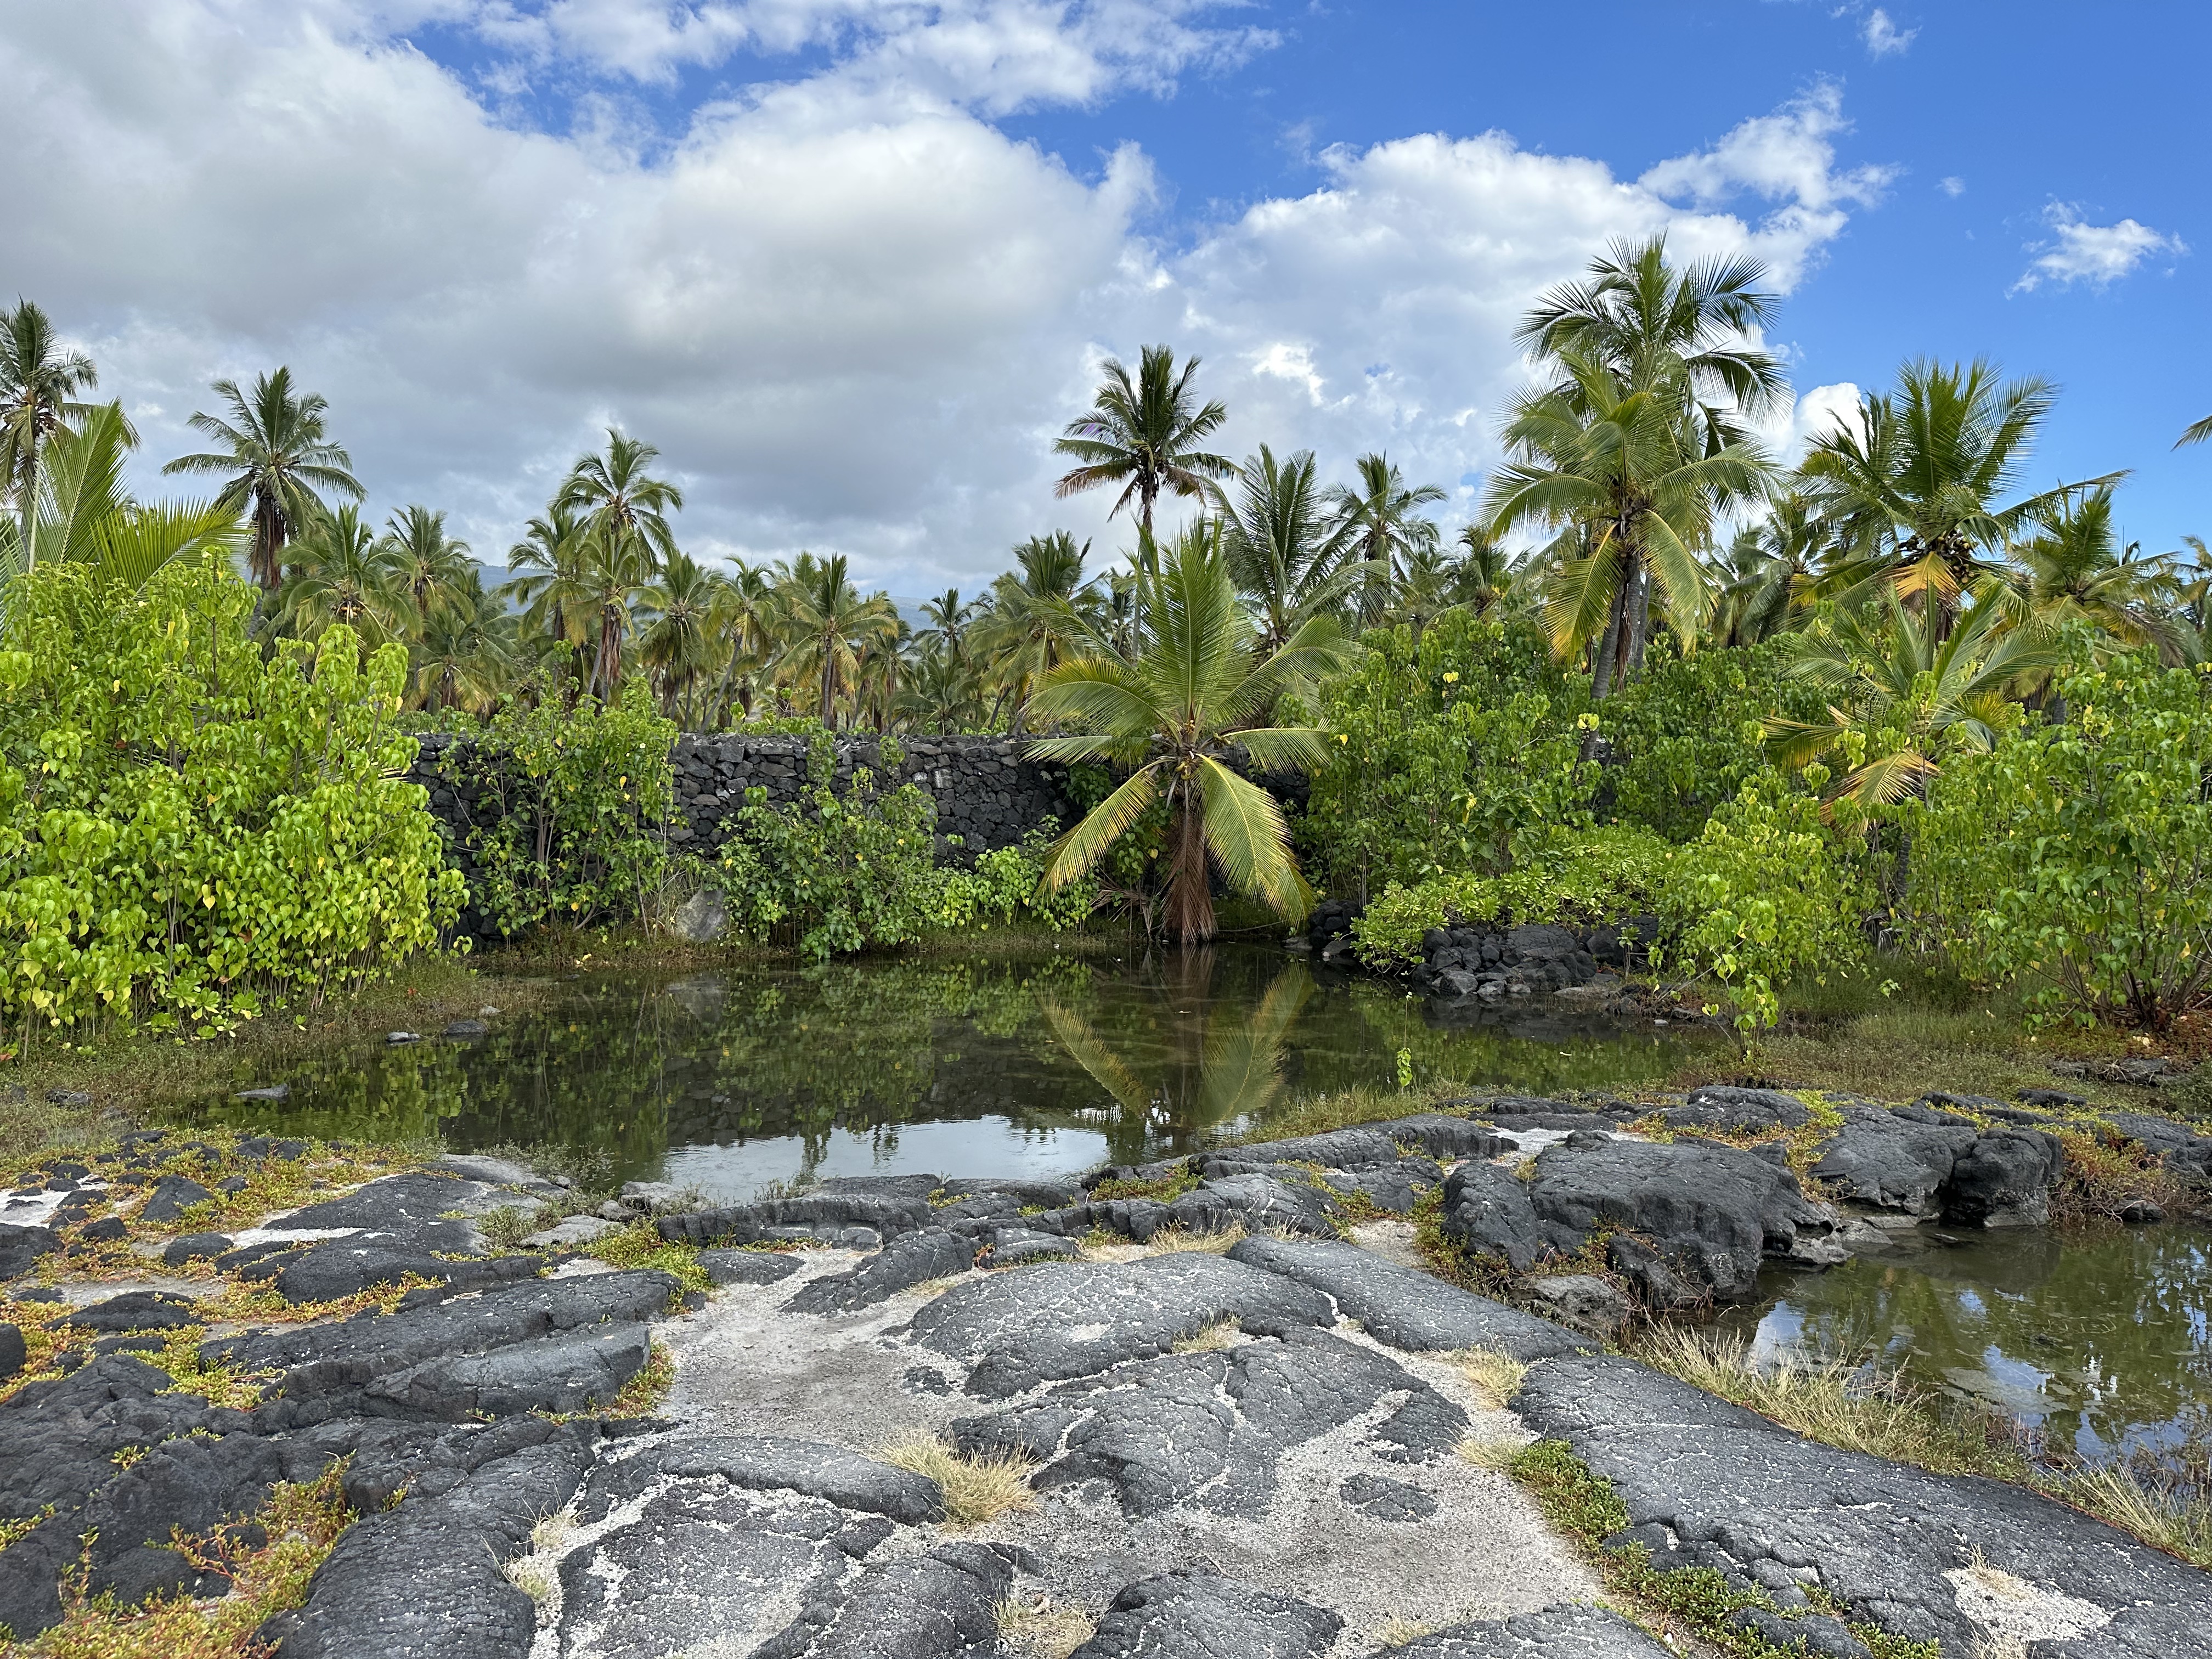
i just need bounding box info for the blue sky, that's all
[4,0,2204,583]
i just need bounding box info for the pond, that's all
[195,945,1716,1194]
[1720,1220,2212,1470]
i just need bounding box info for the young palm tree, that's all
[380,505,474,622]
[275,504,405,647]
[1213,445,1359,651]
[1323,453,1446,622]
[3,402,239,589]
[161,368,364,591]
[1764,592,2062,808]
[898,642,984,733]
[0,299,103,561]
[503,501,594,657]
[1026,522,1345,945]
[1485,348,1769,696]
[916,588,983,667]
[1709,494,1829,647]
[1799,359,2119,639]
[556,430,684,576]
[1053,344,1235,536]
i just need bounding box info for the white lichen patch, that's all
[1945,1559,2111,1649]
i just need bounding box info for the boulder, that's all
[697,1248,804,1287]
[0,1222,59,1278]
[1226,1236,1589,1359]
[1160,1173,1339,1238]
[161,1232,233,1266]
[1808,1103,1978,1216]
[49,1290,199,1333]
[1942,1130,2064,1227]
[669,887,729,943]
[0,1323,21,1380]
[1516,1273,1634,1339]
[140,1175,213,1223]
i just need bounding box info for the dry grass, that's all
[1453,1348,1529,1408]
[1375,1614,1437,1646]
[1078,1223,1246,1263]
[1171,1318,1244,1354]
[1455,1435,1526,1473]
[2050,1463,2212,1570]
[880,1434,1039,1529]
[500,1507,578,1613]
[994,1593,1094,1659]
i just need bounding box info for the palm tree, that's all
[1214,445,1359,651]
[1453,521,1516,617]
[899,643,984,733]
[1485,348,1769,696]
[637,551,724,724]
[0,299,103,562]
[1994,485,2181,660]
[703,562,778,723]
[556,430,683,577]
[1799,359,2120,640]
[380,505,474,622]
[1026,521,1345,945]
[503,501,594,658]
[275,504,404,646]
[2177,414,2212,449]
[1053,344,1234,536]
[1710,494,1828,647]
[1323,453,1445,622]
[1516,236,1791,449]
[917,588,983,667]
[1764,592,2062,808]
[975,531,1104,729]
[412,573,516,712]
[776,552,898,726]
[161,368,364,591]
[1,401,239,589]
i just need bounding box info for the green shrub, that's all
[1655,772,1871,1039]
[1908,644,2212,1028]
[451,684,676,934]
[715,736,1094,960]
[1597,641,1829,841]
[1301,613,1595,899]
[1351,825,1675,966]
[0,554,462,1040]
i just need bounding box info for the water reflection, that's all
[1720,1222,2212,1463]
[194,946,1712,1194]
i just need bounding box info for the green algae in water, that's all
[188,946,1716,1191]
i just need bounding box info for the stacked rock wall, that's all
[405,733,1082,933]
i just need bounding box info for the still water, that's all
[195,946,1714,1195]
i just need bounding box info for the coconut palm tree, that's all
[1053,344,1234,536]
[556,430,684,577]
[976,531,1104,729]
[0,299,103,563]
[161,368,364,591]
[1799,359,2120,639]
[702,561,779,723]
[776,552,899,726]
[503,501,594,657]
[1323,453,1445,622]
[1213,445,1361,651]
[899,642,984,733]
[1,401,239,589]
[380,505,475,623]
[1709,494,1829,648]
[1486,348,1769,696]
[1992,485,2182,660]
[413,573,517,712]
[1026,521,1344,945]
[275,504,405,647]
[916,588,983,667]
[1764,592,2063,808]
[1516,237,1791,449]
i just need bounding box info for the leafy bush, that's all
[715,736,1094,960]
[1350,825,1675,966]
[1597,641,1829,840]
[451,684,677,934]
[1302,613,1595,898]
[1907,645,2212,1028]
[1655,772,1870,1038]
[0,554,462,1040]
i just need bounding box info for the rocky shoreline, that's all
[2,1092,2209,1658]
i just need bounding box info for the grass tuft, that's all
[994,1593,1093,1659]
[880,1434,1038,1529]
[1171,1319,1244,1354]
[1454,1348,1529,1409]
[577,1220,712,1293]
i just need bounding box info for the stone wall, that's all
[407,733,1083,926]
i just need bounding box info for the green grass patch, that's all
[578,1221,712,1294]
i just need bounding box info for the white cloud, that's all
[2013,202,2187,294]
[0,4,1892,590]
[1862,8,1915,58]
[1939,176,1965,198]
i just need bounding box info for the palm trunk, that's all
[1589,586,1624,702]
[1623,562,1651,678]
[1163,781,1216,947]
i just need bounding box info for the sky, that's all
[3,0,2205,593]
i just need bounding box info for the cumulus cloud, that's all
[2013,202,2187,294]
[0,4,1892,588]
[1861,8,1915,58]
